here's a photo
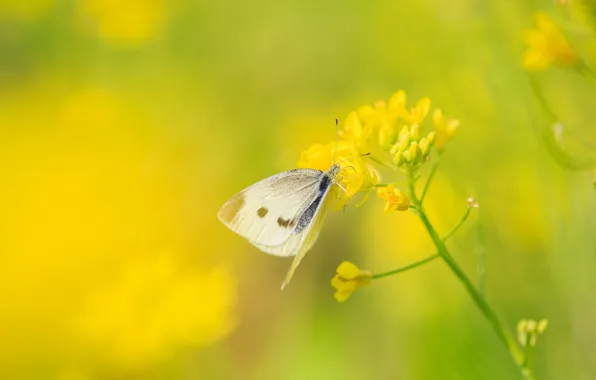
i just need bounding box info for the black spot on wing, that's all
[257,207,268,218]
[277,217,296,228]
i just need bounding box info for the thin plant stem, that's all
[372,254,439,280]
[442,206,472,242]
[371,200,473,281]
[523,342,535,376]
[575,60,596,87]
[420,160,439,202]
[406,170,530,379]
[367,155,396,170]
[476,223,486,296]
[374,182,406,188]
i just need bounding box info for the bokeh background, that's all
[1,0,596,379]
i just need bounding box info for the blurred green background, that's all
[1,0,595,379]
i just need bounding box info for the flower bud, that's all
[537,319,548,334]
[408,141,422,164]
[390,143,399,155]
[410,124,420,140]
[397,132,410,152]
[398,125,409,141]
[426,131,436,145]
[419,137,430,157]
[393,151,404,166]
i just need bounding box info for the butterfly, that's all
[218,163,341,289]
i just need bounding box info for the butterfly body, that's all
[218,163,340,289]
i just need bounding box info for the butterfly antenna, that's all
[333,118,339,165]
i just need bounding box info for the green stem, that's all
[575,60,596,87]
[476,223,486,296]
[367,155,397,170]
[523,340,535,375]
[406,171,530,379]
[372,200,473,281]
[442,206,472,242]
[374,182,405,188]
[420,160,439,202]
[372,254,439,280]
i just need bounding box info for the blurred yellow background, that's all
[1,0,595,379]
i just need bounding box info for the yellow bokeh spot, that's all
[76,254,235,368]
[77,0,167,47]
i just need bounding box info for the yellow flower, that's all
[331,261,372,302]
[397,97,431,125]
[376,185,410,212]
[297,142,337,172]
[523,12,578,71]
[342,92,406,154]
[298,140,379,207]
[340,110,376,155]
[432,109,459,152]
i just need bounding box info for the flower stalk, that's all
[406,170,531,379]
[371,254,439,280]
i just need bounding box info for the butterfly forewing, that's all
[280,182,338,289]
[218,169,323,249]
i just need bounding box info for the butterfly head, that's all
[328,163,341,178]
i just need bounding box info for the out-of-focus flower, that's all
[523,12,578,71]
[376,185,410,212]
[341,92,405,154]
[466,197,479,208]
[342,111,374,151]
[77,0,167,47]
[517,318,548,347]
[432,109,459,153]
[76,254,236,369]
[331,261,372,302]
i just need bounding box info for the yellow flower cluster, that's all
[298,90,459,207]
[517,319,548,347]
[523,12,578,71]
[331,261,372,302]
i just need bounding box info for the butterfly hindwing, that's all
[218,169,323,249]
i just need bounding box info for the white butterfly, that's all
[218,163,341,289]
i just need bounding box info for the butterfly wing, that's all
[218,169,323,250]
[274,184,338,289]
